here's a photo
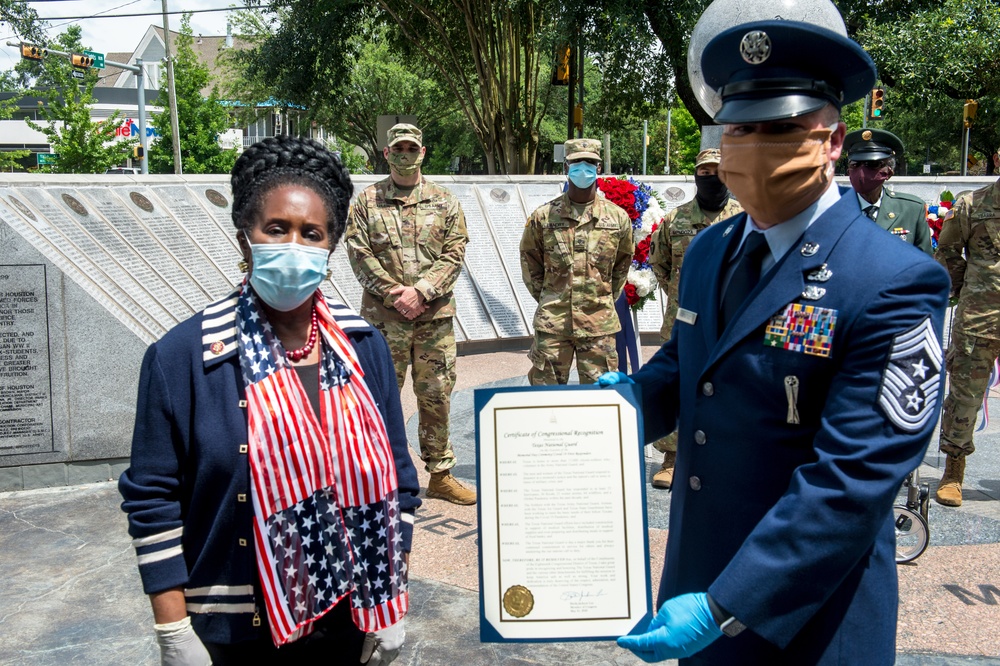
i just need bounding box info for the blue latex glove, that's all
[597,371,634,386]
[617,592,724,662]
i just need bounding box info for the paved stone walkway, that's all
[1,348,999,664]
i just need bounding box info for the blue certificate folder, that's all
[474,384,652,643]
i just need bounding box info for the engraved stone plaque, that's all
[480,184,540,331]
[453,267,495,340]
[0,264,53,455]
[448,183,528,338]
[325,244,363,309]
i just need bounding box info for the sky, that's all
[1,0,239,72]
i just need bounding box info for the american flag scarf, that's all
[236,285,407,646]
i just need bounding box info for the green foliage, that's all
[0,94,29,170]
[0,0,43,44]
[23,26,131,173]
[149,15,238,174]
[858,0,1000,169]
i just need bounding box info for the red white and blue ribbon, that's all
[976,357,1000,432]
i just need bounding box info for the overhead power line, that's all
[33,6,261,20]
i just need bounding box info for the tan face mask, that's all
[718,127,836,226]
[387,149,424,176]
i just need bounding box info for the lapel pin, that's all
[723,224,734,237]
[802,285,826,300]
[800,242,819,256]
[806,264,833,282]
[888,212,896,219]
[210,341,225,355]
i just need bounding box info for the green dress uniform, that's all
[520,192,634,385]
[863,189,933,256]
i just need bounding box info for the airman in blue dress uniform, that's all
[604,15,950,666]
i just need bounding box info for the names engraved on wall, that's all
[325,245,363,309]
[0,265,53,454]
[15,189,167,339]
[125,189,233,302]
[153,187,242,288]
[84,189,211,313]
[453,268,495,340]
[480,186,539,330]
[53,188,188,328]
[449,184,528,338]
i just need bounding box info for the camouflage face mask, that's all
[388,150,424,176]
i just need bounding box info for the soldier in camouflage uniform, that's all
[934,147,1000,507]
[520,137,634,385]
[345,123,476,505]
[647,148,742,488]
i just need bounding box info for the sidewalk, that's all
[1,347,999,664]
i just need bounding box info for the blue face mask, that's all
[247,236,330,311]
[567,161,598,189]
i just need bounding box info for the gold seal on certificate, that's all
[503,585,534,618]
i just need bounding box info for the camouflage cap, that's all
[387,123,422,147]
[565,138,602,162]
[695,149,722,167]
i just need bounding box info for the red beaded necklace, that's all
[284,305,319,362]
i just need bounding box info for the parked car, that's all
[105,167,140,175]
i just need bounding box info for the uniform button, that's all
[694,430,706,445]
[689,476,702,491]
[702,382,714,396]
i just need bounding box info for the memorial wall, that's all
[0,172,992,485]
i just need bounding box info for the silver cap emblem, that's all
[800,242,820,256]
[806,264,833,282]
[802,285,827,300]
[723,224,734,237]
[740,31,771,65]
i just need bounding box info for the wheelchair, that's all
[894,467,930,563]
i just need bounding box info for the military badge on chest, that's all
[765,303,837,358]
[878,318,943,433]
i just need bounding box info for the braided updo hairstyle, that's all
[231,136,353,248]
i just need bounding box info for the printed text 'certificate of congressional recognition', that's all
[475,385,651,642]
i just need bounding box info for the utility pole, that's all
[161,0,183,174]
[642,120,648,175]
[664,109,672,174]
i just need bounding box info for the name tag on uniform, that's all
[677,308,698,325]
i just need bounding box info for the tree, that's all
[148,14,238,174]
[859,0,1000,170]
[24,26,131,173]
[1,0,42,44]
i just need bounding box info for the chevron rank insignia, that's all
[764,303,837,358]
[878,318,943,433]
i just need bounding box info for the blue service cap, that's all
[702,20,876,124]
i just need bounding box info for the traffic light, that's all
[573,104,583,132]
[963,99,979,128]
[20,43,46,61]
[869,88,885,119]
[552,46,570,86]
[133,145,144,160]
[71,54,95,68]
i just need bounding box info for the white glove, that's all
[360,619,405,666]
[154,616,212,666]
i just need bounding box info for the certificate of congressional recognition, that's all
[475,385,651,642]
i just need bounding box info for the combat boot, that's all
[652,450,676,490]
[935,455,966,507]
[427,470,477,505]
